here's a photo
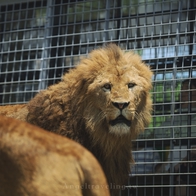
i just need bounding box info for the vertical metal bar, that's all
[168,0,183,195]
[188,0,194,56]
[38,0,53,90]
[104,0,110,41]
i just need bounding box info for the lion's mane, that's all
[26,44,152,195]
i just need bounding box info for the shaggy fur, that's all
[0,115,109,196]
[0,44,153,196]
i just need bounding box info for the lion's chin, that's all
[109,124,130,135]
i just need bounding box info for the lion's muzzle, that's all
[109,115,131,127]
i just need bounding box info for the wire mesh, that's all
[0,0,196,196]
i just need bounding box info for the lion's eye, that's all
[128,83,136,89]
[103,83,111,91]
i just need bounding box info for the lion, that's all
[0,115,110,196]
[0,44,153,196]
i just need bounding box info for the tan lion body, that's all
[0,104,28,121]
[0,44,153,196]
[0,115,109,196]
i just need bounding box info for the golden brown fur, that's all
[0,104,28,121]
[0,115,109,196]
[0,44,153,195]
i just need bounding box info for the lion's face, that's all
[86,56,152,136]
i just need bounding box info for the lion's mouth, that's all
[109,115,131,127]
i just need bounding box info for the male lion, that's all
[0,115,110,196]
[0,44,153,196]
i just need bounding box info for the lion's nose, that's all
[112,102,130,110]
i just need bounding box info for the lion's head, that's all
[62,44,152,140]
